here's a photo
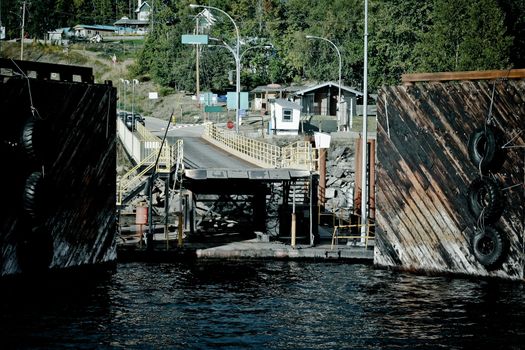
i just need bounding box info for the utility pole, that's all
[20,0,26,60]
[360,0,369,242]
[195,15,200,110]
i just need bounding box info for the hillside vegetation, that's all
[1,40,204,122]
[1,0,523,119]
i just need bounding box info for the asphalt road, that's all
[144,117,255,169]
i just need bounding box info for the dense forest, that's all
[1,0,524,93]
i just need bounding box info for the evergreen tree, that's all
[415,0,511,72]
[497,0,525,68]
[369,0,432,88]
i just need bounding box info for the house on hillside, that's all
[114,1,150,34]
[113,17,148,34]
[291,81,363,124]
[47,27,73,45]
[136,1,151,21]
[195,9,216,31]
[269,99,302,135]
[73,24,119,40]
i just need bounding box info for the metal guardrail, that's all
[204,123,317,170]
[318,207,375,249]
[117,152,158,205]
[117,118,183,205]
[282,141,316,170]
[331,223,375,250]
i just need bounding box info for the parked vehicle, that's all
[125,113,145,130]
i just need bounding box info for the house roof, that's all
[251,84,284,93]
[136,2,151,13]
[251,84,303,94]
[293,81,363,97]
[48,27,71,34]
[196,9,216,27]
[114,17,149,26]
[273,99,301,110]
[74,24,119,32]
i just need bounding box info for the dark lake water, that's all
[1,261,524,349]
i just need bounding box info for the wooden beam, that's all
[402,69,525,84]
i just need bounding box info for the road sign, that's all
[200,92,216,106]
[204,105,224,113]
[181,34,209,45]
[226,92,249,110]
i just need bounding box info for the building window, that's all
[282,109,292,122]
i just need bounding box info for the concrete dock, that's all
[117,232,374,263]
[196,239,373,262]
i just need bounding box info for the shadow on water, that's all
[1,261,524,349]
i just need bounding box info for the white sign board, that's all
[148,92,158,100]
[314,132,331,149]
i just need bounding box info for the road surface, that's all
[144,117,255,169]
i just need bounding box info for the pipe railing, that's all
[203,123,317,170]
[117,118,183,205]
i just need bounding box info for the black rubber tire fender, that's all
[467,126,504,172]
[23,171,43,219]
[21,118,53,163]
[467,176,504,223]
[21,118,38,161]
[471,226,508,269]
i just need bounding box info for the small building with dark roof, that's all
[250,84,302,115]
[291,81,367,131]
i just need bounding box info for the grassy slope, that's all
[1,41,202,123]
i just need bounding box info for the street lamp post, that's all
[306,35,342,130]
[190,4,241,133]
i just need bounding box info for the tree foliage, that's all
[414,0,511,72]
[0,0,522,92]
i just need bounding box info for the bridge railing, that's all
[116,139,183,205]
[117,118,175,170]
[117,118,183,205]
[203,123,317,170]
[282,141,316,171]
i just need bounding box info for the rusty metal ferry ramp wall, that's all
[375,69,525,281]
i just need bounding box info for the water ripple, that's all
[1,261,524,349]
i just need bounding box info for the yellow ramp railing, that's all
[203,123,317,170]
[117,121,183,205]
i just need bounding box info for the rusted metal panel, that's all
[0,73,116,276]
[375,79,525,280]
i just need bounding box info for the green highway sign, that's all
[181,34,209,45]
[204,106,225,113]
